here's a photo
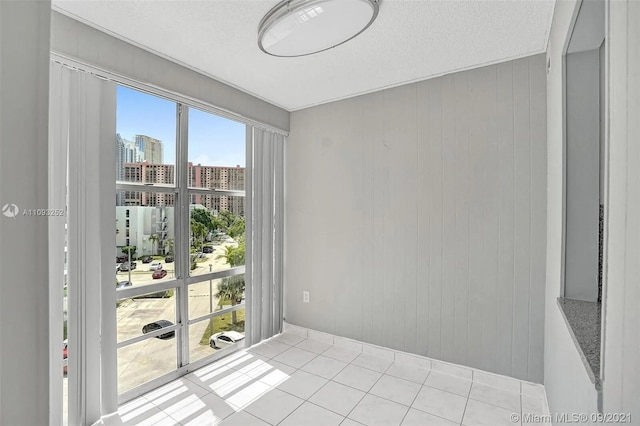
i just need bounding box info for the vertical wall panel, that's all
[427,79,444,359]
[285,54,547,382]
[512,57,532,380]
[367,91,387,347]
[453,71,470,366]
[467,68,486,370]
[416,82,431,355]
[496,62,515,374]
[480,65,500,374]
[528,54,547,382]
[330,96,365,340]
[403,86,419,354]
[361,95,376,345]
[440,75,457,361]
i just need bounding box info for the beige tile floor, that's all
[99,330,550,426]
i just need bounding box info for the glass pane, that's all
[118,336,177,394]
[117,288,176,343]
[115,191,176,287]
[188,275,245,321]
[116,85,177,185]
[187,106,245,190]
[189,307,246,364]
[189,205,245,278]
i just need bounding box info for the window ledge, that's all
[557,297,602,389]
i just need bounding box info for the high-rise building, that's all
[117,134,145,179]
[190,163,245,214]
[135,134,163,164]
[121,162,245,215]
[116,134,145,205]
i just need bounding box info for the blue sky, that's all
[116,85,245,167]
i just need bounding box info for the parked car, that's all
[164,255,174,263]
[202,246,214,253]
[142,320,175,339]
[149,262,163,271]
[116,255,127,263]
[209,331,245,349]
[118,261,137,272]
[152,269,167,279]
[141,256,152,263]
[116,280,132,288]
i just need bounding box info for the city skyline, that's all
[117,85,246,168]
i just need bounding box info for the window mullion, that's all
[176,103,190,368]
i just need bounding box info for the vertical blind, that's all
[48,61,117,426]
[246,128,285,346]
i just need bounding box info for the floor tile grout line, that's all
[274,399,344,426]
[340,356,396,423]
[466,382,524,414]
[293,358,384,421]
[241,409,274,426]
[281,353,355,416]
[271,347,322,370]
[398,368,429,426]
[421,380,471,399]
[263,390,305,426]
[458,375,474,426]
[405,404,465,426]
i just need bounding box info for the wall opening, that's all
[561,0,605,386]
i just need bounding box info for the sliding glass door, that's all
[115,86,247,399]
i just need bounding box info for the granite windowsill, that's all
[557,297,602,390]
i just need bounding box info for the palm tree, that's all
[148,234,159,255]
[214,275,245,324]
[164,238,174,254]
[216,241,245,267]
[190,219,207,250]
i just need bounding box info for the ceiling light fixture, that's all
[258,0,380,57]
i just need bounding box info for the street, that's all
[115,240,244,393]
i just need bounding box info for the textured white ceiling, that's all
[52,0,555,111]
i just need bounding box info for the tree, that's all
[214,275,245,323]
[121,245,137,259]
[191,208,216,234]
[164,238,174,254]
[218,210,235,229]
[148,234,159,255]
[217,241,245,267]
[227,217,245,240]
[190,219,207,250]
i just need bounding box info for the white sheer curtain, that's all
[246,127,285,346]
[48,60,117,425]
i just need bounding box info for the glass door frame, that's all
[114,88,248,404]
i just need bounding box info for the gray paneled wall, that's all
[285,54,547,382]
[604,0,640,416]
[0,1,51,424]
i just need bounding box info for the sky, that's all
[116,85,245,167]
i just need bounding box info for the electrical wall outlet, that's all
[303,291,310,303]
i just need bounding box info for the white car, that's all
[209,331,245,349]
[149,262,163,271]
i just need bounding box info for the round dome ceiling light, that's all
[258,0,380,57]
